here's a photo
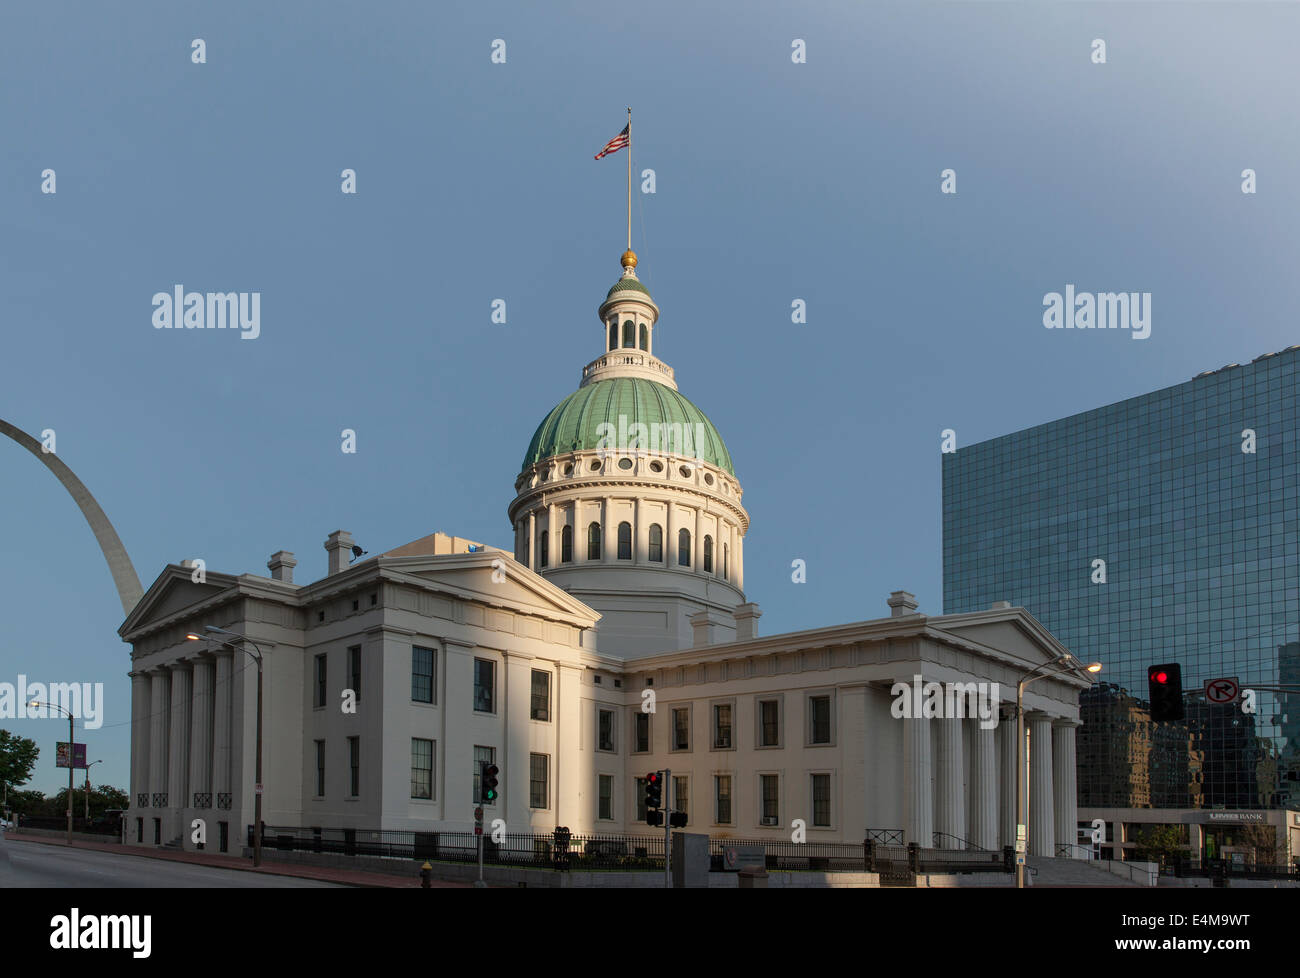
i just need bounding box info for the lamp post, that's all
[28,700,76,845]
[187,625,264,867]
[84,758,104,821]
[1015,656,1102,889]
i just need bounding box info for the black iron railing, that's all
[152,793,167,808]
[194,793,212,809]
[217,793,232,810]
[136,793,148,808]
[866,828,905,845]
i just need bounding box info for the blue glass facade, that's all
[943,346,1300,810]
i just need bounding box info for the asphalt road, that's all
[0,832,344,888]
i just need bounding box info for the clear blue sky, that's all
[3,1,1298,793]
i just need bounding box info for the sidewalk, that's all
[3,832,470,888]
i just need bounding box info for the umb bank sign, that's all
[1203,812,1267,824]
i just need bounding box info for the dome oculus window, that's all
[650,460,663,473]
[618,457,633,470]
[679,466,693,479]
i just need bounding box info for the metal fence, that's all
[1169,857,1299,882]
[250,825,667,871]
[13,815,122,835]
[247,824,1014,877]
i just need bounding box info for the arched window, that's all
[618,522,632,560]
[622,320,635,348]
[639,323,648,351]
[608,321,617,351]
[561,525,573,563]
[678,528,691,567]
[588,522,602,560]
[703,535,713,573]
[723,543,729,579]
[648,524,663,562]
[538,530,549,569]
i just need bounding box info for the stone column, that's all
[736,527,744,590]
[1028,713,1055,857]
[1053,719,1079,857]
[602,498,613,562]
[632,498,640,563]
[547,502,558,568]
[527,510,535,569]
[212,651,233,800]
[666,501,677,567]
[902,707,933,847]
[148,672,170,808]
[934,715,964,847]
[997,707,1017,849]
[168,665,192,832]
[969,718,999,850]
[189,659,215,805]
[130,671,150,810]
[693,510,703,572]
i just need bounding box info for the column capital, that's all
[1051,717,1082,729]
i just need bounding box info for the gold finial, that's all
[621,249,638,270]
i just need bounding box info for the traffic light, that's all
[668,811,687,828]
[1148,663,1184,722]
[481,762,499,803]
[644,772,662,826]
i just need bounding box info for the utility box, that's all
[671,832,710,888]
[738,866,769,889]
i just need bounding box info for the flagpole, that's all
[626,106,632,252]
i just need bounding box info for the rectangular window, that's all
[809,695,831,744]
[530,669,551,721]
[672,776,689,820]
[812,774,831,827]
[348,736,360,797]
[713,703,732,748]
[218,821,228,853]
[412,646,436,704]
[634,712,650,753]
[473,746,496,806]
[411,738,434,800]
[598,774,614,820]
[473,658,495,713]
[599,709,615,751]
[314,740,325,797]
[634,777,648,821]
[761,774,779,822]
[530,753,549,809]
[759,699,780,747]
[672,707,690,751]
[348,645,361,702]
[716,775,732,825]
[314,654,327,708]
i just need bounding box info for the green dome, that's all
[523,378,735,476]
[605,277,652,301]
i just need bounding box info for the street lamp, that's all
[1015,655,1102,889]
[27,700,77,845]
[187,625,265,867]
[84,758,104,821]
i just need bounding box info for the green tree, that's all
[0,729,40,792]
[1132,824,1187,867]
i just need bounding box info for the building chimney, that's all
[268,550,297,584]
[324,530,353,576]
[733,603,762,641]
[887,590,919,617]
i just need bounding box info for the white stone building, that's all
[121,251,1092,857]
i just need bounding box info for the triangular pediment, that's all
[380,553,599,628]
[119,565,238,637]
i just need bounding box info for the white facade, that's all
[121,251,1092,858]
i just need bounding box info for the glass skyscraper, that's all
[943,345,1300,811]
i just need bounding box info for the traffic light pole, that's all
[663,768,671,890]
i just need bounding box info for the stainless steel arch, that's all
[0,419,144,616]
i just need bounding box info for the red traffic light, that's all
[1151,670,1168,684]
[646,772,658,783]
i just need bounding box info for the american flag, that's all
[594,124,629,160]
